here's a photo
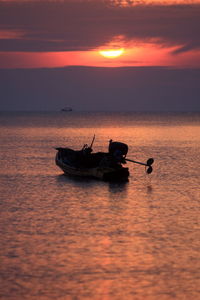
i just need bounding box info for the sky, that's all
[0,0,200,111]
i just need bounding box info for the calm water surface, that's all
[0,112,200,300]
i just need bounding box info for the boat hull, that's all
[55,152,129,181]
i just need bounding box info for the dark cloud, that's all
[0,1,199,52]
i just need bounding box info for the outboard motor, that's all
[109,140,128,163]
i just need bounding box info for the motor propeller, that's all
[125,157,154,174]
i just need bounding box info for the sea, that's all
[0,111,200,300]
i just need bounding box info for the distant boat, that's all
[61,107,72,112]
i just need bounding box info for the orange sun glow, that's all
[99,48,124,58]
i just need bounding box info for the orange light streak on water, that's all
[1,112,200,299]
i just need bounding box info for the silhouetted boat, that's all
[61,107,72,112]
[55,139,129,181]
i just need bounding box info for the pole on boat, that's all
[125,158,154,174]
[90,134,95,149]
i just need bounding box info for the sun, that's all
[99,48,124,58]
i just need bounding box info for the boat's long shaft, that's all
[126,157,154,167]
[125,158,147,166]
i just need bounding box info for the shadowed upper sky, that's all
[0,0,200,110]
[1,1,200,51]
